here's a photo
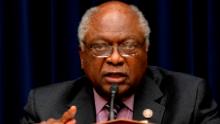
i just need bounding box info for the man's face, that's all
[80,8,148,100]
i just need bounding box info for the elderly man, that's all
[21,1,220,124]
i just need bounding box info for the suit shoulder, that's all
[33,80,75,94]
[30,76,87,102]
[149,66,210,108]
[39,80,73,87]
[149,66,206,89]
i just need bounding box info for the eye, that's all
[90,43,110,52]
[120,40,139,50]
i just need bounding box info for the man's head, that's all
[78,1,150,100]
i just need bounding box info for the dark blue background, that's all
[0,0,220,123]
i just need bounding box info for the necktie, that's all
[104,102,125,120]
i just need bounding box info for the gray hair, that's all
[78,4,151,49]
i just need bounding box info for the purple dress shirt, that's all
[93,89,134,123]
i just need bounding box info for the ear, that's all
[145,42,149,52]
[79,50,84,69]
[146,45,149,52]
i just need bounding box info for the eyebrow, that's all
[90,36,142,44]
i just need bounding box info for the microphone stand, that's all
[109,84,118,120]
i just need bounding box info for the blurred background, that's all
[0,0,220,123]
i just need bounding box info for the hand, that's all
[39,106,77,124]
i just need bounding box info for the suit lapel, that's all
[67,79,96,124]
[133,74,166,124]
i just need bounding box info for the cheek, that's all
[83,58,104,80]
[128,55,147,80]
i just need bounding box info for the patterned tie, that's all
[104,101,125,120]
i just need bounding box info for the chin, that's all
[94,86,112,100]
[95,82,134,99]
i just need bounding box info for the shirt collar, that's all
[93,89,134,114]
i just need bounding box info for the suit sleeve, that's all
[20,90,40,124]
[193,79,220,124]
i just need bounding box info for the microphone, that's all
[109,84,119,120]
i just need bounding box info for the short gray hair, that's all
[78,4,151,49]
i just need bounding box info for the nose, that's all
[106,46,125,66]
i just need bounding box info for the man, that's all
[21,1,220,124]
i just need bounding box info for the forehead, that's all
[85,6,145,42]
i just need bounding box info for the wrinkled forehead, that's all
[88,5,141,33]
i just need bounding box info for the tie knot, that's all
[104,101,125,119]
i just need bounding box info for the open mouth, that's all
[103,72,128,83]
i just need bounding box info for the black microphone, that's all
[109,84,119,120]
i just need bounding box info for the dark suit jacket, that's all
[21,66,220,124]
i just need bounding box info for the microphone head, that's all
[110,84,118,94]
